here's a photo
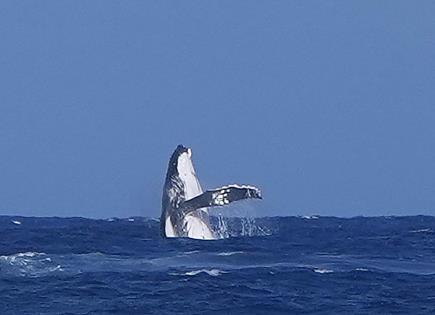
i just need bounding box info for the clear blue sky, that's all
[1,1,434,218]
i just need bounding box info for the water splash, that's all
[241,217,254,236]
[209,214,271,238]
[240,217,271,237]
[214,213,230,239]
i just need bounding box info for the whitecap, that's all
[11,220,21,225]
[410,228,432,233]
[216,251,245,256]
[49,265,63,272]
[314,268,333,274]
[0,252,45,263]
[182,269,227,277]
[301,215,319,220]
[182,250,200,255]
[0,252,63,277]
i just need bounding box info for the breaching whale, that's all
[160,145,262,240]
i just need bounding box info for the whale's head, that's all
[161,145,206,238]
[164,145,203,207]
[170,145,194,180]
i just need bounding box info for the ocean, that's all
[1,215,435,314]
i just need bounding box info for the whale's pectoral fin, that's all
[207,185,262,206]
[179,185,262,215]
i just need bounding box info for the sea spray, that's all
[215,213,230,239]
[209,215,271,237]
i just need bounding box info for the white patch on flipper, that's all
[212,191,229,206]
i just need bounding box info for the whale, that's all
[160,145,262,240]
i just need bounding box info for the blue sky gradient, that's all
[1,1,434,218]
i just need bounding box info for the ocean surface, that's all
[1,215,435,314]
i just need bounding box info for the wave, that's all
[0,252,63,277]
[2,215,435,280]
[2,250,435,279]
[171,269,228,277]
[182,250,201,255]
[313,268,333,274]
[0,251,44,260]
[409,228,432,233]
[216,251,245,256]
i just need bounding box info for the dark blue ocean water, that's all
[1,215,435,314]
